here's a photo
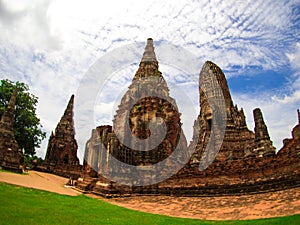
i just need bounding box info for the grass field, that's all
[0,168,27,175]
[0,182,299,225]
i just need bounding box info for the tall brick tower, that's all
[253,108,276,157]
[0,88,24,172]
[189,61,255,165]
[112,38,187,166]
[44,95,79,167]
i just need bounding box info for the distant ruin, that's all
[0,88,24,173]
[38,95,82,179]
[75,39,300,197]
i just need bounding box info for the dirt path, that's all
[1,170,300,220]
[0,170,80,196]
[89,187,300,220]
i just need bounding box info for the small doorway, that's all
[63,154,69,164]
[207,119,212,131]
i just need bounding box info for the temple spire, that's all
[64,94,74,118]
[141,38,157,63]
[253,108,276,157]
[44,94,79,167]
[1,88,18,129]
[133,38,162,81]
[55,94,75,136]
[297,109,300,125]
[0,87,24,173]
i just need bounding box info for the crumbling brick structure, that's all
[77,38,187,192]
[76,39,300,197]
[39,95,82,178]
[0,88,24,173]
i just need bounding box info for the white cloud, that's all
[287,42,300,70]
[272,90,300,104]
[0,0,299,162]
[0,0,62,51]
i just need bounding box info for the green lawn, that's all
[0,168,27,175]
[0,182,299,225]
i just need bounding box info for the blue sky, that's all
[0,0,299,161]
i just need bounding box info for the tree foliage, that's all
[0,79,46,156]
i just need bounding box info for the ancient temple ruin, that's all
[76,38,300,197]
[0,88,24,173]
[278,109,300,157]
[189,61,256,165]
[40,95,81,178]
[78,38,187,190]
[112,38,187,166]
[252,108,276,157]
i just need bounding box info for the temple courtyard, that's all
[0,170,299,221]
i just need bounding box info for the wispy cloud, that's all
[0,0,299,161]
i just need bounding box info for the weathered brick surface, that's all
[252,108,276,157]
[0,88,24,173]
[189,61,255,164]
[39,95,82,178]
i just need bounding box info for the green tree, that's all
[0,79,46,157]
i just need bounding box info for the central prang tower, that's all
[82,38,187,181]
[112,38,187,166]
